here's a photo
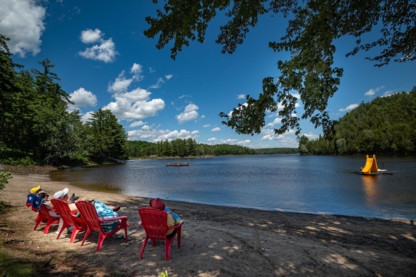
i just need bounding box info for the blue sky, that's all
[1,0,415,148]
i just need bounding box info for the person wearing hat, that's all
[26,185,42,208]
[149,198,181,238]
[51,188,84,234]
[31,190,50,212]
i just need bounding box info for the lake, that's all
[49,155,416,220]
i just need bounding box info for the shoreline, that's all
[1,173,416,276]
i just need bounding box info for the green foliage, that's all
[0,34,128,166]
[146,1,415,135]
[127,139,256,158]
[85,108,128,161]
[255,148,299,154]
[0,171,12,213]
[160,270,168,277]
[0,171,12,191]
[298,135,309,155]
[0,157,37,166]
[300,89,416,155]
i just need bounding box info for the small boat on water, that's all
[166,157,190,167]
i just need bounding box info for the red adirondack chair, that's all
[75,201,129,251]
[138,208,184,261]
[33,204,60,234]
[50,199,87,243]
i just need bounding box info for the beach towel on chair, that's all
[30,194,44,212]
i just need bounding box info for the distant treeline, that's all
[254,148,299,154]
[298,88,416,155]
[127,139,256,157]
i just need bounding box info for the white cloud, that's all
[215,139,251,146]
[79,29,118,63]
[80,28,102,44]
[364,86,385,96]
[211,127,220,132]
[203,124,210,128]
[104,66,165,120]
[81,111,94,123]
[259,128,297,147]
[108,71,133,93]
[128,127,199,141]
[0,0,45,57]
[131,63,143,75]
[339,104,359,112]
[104,94,165,120]
[149,67,155,73]
[165,74,173,80]
[176,103,199,124]
[237,94,245,99]
[129,121,145,128]
[200,115,205,119]
[266,118,282,127]
[149,77,165,89]
[383,90,395,97]
[208,137,217,142]
[302,132,319,140]
[69,88,97,107]
[108,64,144,93]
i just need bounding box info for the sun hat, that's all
[37,191,48,199]
[53,188,69,199]
[149,198,165,210]
[29,185,41,194]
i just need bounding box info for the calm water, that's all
[49,155,416,220]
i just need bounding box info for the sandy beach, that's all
[1,172,415,277]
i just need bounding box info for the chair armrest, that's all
[100,215,128,223]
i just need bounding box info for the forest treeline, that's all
[127,139,256,157]
[127,140,298,157]
[0,35,127,165]
[298,88,416,155]
[254,148,299,154]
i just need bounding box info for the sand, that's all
[0,172,415,277]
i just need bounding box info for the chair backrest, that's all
[75,201,103,232]
[50,199,76,226]
[38,203,52,218]
[138,208,170,240]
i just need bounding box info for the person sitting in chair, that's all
[26,185,41,209]
[149,198,181,238]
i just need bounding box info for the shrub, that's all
[0,171,12,213]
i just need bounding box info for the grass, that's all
[0,245,37,276]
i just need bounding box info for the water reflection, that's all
[361,176,379,206]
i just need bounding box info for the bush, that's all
[0,171,12,214]
[0,171,12,191]
[0,157,37,166]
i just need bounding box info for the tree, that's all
[298,135,309,155]
[145,0,415,135]
[86,109,127,161]
[0,35,22,146]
